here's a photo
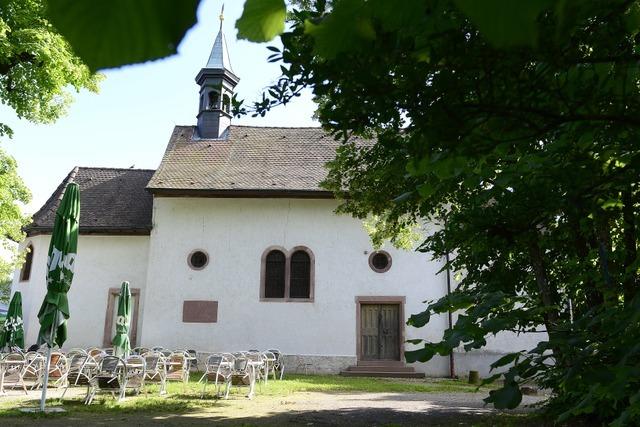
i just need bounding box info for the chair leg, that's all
[224,381,230,399]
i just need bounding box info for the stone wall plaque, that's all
[182,300,218,323]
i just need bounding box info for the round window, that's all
[369,251,392,273]
[188,250,209,270]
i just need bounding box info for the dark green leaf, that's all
[46,0,199,70]
[236,0,286,42]
[454,0,553,47]
[484,381,523,409]
[407,310,430,327]
[405,345,436,363]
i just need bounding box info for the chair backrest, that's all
[125,355,146,372]
[67,348,87,357]
[168,352,185,367]
[98,355,125,375]
[49,351,69,372]
[4,352,25,362]
[132,347,151,356]
[87,347,104,357]
[205,354,223,371]
[268,349,282,363]
[233,355,248,372]
[143,351,164,371]
[246,351,263,364]
[262,351,276,363]
[68,353,90,370]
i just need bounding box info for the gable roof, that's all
[26,167,155,236]
[147,125,352,197]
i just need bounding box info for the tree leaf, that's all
[484,381,523,409]
[407,310,430,327]
[405,345,436,363]
[46,0,199,71]
[489,352,520,370]
[454,0,553,47]
[236,0,286,42]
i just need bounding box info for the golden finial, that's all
[219,4,225,31]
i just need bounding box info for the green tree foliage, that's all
[0,149,30,295]
[38,0,640,424]
[234,1,640,424]
[0,0,101,136]
[0,0,99,286]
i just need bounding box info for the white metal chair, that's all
[0,352,28,394]
[268,349,285,380]
[85,355,127,404]
[165,351,189,385]
[22,351,45,390]
[199,353,233,398]
[143,351,167,394]
[124,355,146,395]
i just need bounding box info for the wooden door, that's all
[360,304,400,361]
[103,287,141,347]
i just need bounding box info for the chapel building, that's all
[11,22,538,377]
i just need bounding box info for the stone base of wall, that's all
[192,350,510,379]
[282,355,357,374]
[408,351,518,379]
[192,352,356,374]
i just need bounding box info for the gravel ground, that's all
[0,389,546,426]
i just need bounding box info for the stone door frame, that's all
[103,287,141,348]
[355,296,406,363]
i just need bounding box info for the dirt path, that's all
[1,390,545,426]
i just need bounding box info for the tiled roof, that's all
[26,167,155,236]
[147,125,355,195]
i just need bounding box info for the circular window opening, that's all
[369,251,392,273]
[188,250,209,270]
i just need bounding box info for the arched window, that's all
[261,246,315,301]
[289,250,311,299]
[222,94,231,113]
[207,90,219,110]
[264,249,286,298]
[20,244,33,282]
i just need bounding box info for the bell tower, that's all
[195,6,239,139]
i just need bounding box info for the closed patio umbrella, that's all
[112,281,132,357]
[36,182,80,411]
[0,291,24,351]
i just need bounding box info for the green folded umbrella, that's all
[112,281,132,357]
[37,182,80,348]
[0,291,24,350]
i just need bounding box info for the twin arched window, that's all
[261,246,314,301]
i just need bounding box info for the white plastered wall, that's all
[11,235,149,349]
[141,197,538,376]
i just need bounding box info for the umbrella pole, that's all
[39,310,58,412]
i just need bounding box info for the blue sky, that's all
[1,0,318,213]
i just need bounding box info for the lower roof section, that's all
[25,167,155,237]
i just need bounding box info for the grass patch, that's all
[254,374,489,395]
[0,373,493,419]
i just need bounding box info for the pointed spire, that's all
[205,4,234,73]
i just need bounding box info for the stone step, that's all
[340,370,426,378]
[345,365,417,373]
